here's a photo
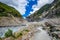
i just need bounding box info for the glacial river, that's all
[0,26,51,40]
[0,25,27,37]
[31,27,51,40]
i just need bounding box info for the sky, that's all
[0,0,54,17]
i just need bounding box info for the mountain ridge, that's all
[26,0,60,22]
[0,2,22,17]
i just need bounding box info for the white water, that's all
[0,26,26,37]
[0,26,52,40]
[32,27,51,40]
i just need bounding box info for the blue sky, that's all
[23,0,37,17]
[0,0,54,17]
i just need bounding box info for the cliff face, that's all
[26,0,60,22]
[0,2,23,26]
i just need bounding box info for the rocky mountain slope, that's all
[44,1,60,18]
[0,2,23,26]
[0,2,22,17]
[26,0,60,22]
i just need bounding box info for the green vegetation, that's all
[19,32,23,36]
[23,29,29,32]
[15,32,23,38]
[15,29,29,38]
[27,4,52,21]
[0,37,2,40]
[27,0,60,21]
[0,2,22,17]
[35,0,59,16]
[0,29,29,40]
[5,29,13,37]
[37,4,51,16]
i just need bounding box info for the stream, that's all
[31,27,52,40]
[0,24,27,37]
[0,24,52,40]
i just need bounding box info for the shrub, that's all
[5,29,13,37]
[0,37,2,40]
[14,32,23,38]
[24,29,29,32]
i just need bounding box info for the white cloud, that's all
[30,0,54,15]
[0,0,28,15]
[15,0,28,15]
[0,0,18,6]
[0,0,54,17]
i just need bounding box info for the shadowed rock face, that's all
[45,7,60,19]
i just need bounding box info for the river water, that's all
[0,25,51,40]
[31,27,51,40]
[0,25,27,37]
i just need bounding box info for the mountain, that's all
[44,0,60,18]
[0,2,23,26]
[0,2,22,17]
[26,0,60,22]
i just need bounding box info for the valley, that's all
[0,0,60,40]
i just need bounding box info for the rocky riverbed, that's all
[0,18,60,40]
